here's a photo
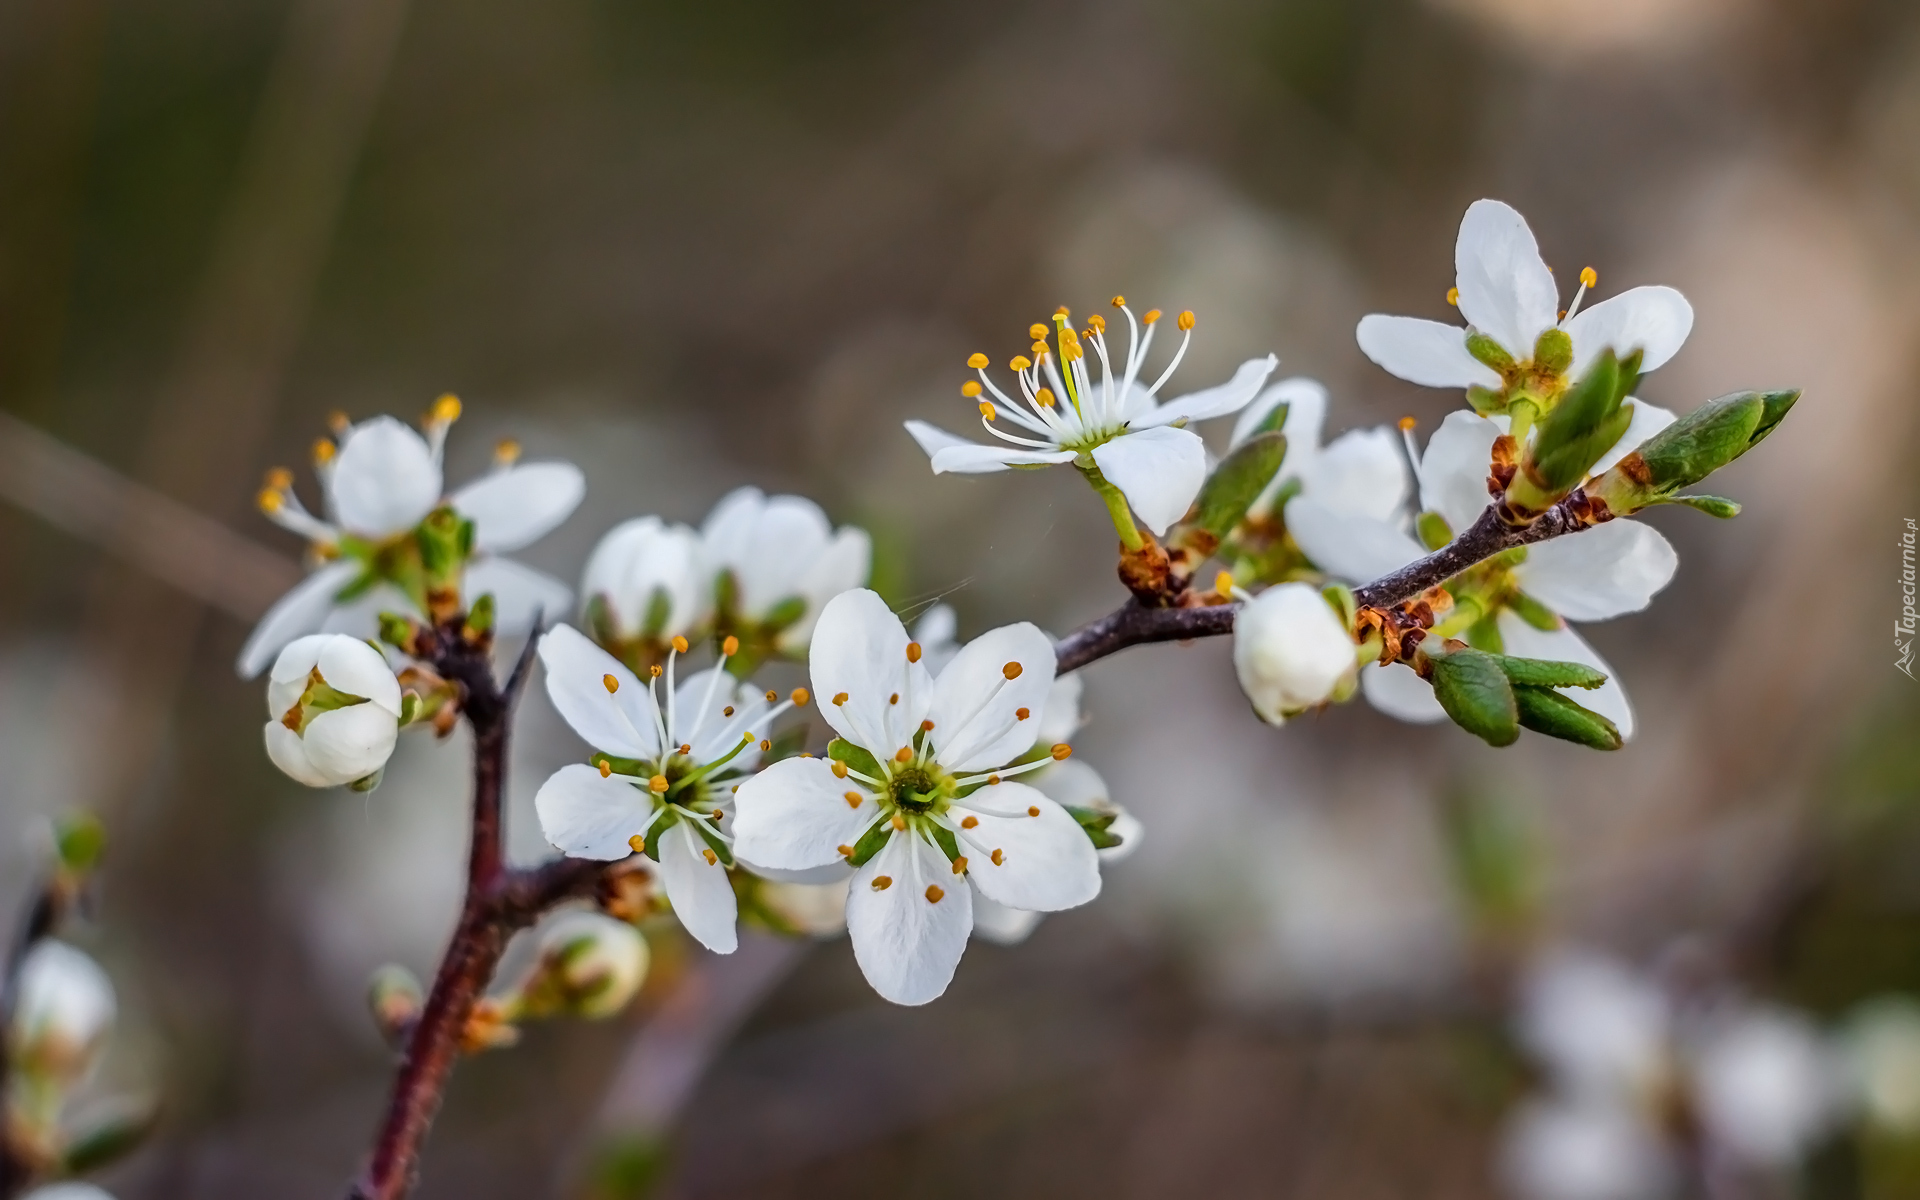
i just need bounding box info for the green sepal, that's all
[1492,655,1607,689]
[1427,646,1519,747]
[1322,583,1356,631]
[348,768,384,793]
[930,823,962,864]
[53,812,106,878]
[1415,510,1453,551]
[1505,590,1561,632]
[827,738,884,780]
[584,593,619,646]
[1751,389,1800,446]
[640,588,674,640]
[1180,432,1287,545]
[1513,685,1623,750]
[689,815,734,867]
[398,692,422,726]
[761,595,808,633]
[847,817,892,867]
[1466,331,1515,373]
[463,591,496,638]
[1634,391,1765,490]
[640,806,678,855]
[1466,384,1505,415]
[1464,613,1504,654]
[1064,804,1124,851]
[760,724,808,764]
[1249,399,1290,438]
[1659,493,1742,519]
[1533,327,1573,374]
[59,1097,158,1174]
[377,610,417,650]
[590,753,650,778]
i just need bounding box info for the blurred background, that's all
[2,0,1919,1195]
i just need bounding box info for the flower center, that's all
[887,763,953,814]
[280,668,369,735]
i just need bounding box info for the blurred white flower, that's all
[1689,1005,1841,1166]
[239,403,583,677]
[263,634,403,788]
[1519,949,1672,1102]
[1288,410,1678,739]
[1501,1097,1676,1200]
[11,940,116,1079]
[1228,377,1408,523]
[530,911,650,1019]
[701,486,871,654]
[581,517,709,646]
[732,589,1099,1004]
[906,303,1276,536]
[1356,199,1692,396]
[1842,996,1920,1134]
[533,625,797,955]
[1232,583,1357,725]
[23,1186,118,1200]
[754,879,851,938]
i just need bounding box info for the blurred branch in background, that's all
[0,412,295,623]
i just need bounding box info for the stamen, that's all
[600,762,613,778]
[837,844,854,856]
[1088,314,1106,333]
[603,674,619,693]
[765,690,778,703]
[649,775,669,793]
[891,813,906,831]
[833,692,848,705]
[961,816,978,829]
[872,876,892,890]
[906,642,922,663]
[987,775,1000,785]
[1054,305,1070,318]
[925,885,944,904]
[1399,416,1423,473]
[1002,662,1023,680]
[1034,387,1056,408]
[991,849,1004,865]
[1216,571,1235,597]
[1014,708,1029,721]
[1010,355,1030,371]
[432,393,462,423]
[703,848,717,866]
[1142,309,1162,324]
[722,636,740,656]
[628,834,645,853]
[952,856,968,873]
[327,410,350,435]
[1447,287,1460,306]
[832,760,848,779]
[679,743,691,755]
[1563,266,1598,322]
[894,747,912,763]
[1110,295,1125,307]
[312,438,335,465]
[759,739,771,751]
[494,437,520,467]
[1029,323,1049,339]
[968,352,988,369]
[791,688,810,706]
[1177,310,1196,331]
[672,635,689,654]
[1580,266,1598,288]
[919,719,934,732]
[889,693,899,705]
[844,791,863,808]
[1027,805,1040,817]
[264,467,294,489]
[649,665,662,678]
[1051,743,1072,760]
[723,706,734,717]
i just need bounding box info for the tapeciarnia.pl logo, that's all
[1900,517,1917,679]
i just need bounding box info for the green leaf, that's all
[1416,510,1453,551]
[1428,647,1519,747]
[1660,493,1742,519]
[463,591,496,637]
[1513,685,1623,750]
[1493,655,1607,689]
[1186,432,1287,541]
[1063,804,1124,851]
[60,1097,158,1173]
[827,738,883,780]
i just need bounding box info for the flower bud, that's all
[1506,348,1637,517]
[1232,583,1357,725]
[11,941,115,1082]
[1588,388,1799,516]
[580,517,707,646]
[263,634,403,788]
[523,912,649,1020]
[24,1186,118,1200]
[367,964,425,1045]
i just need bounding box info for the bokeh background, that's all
[2,0,1919,1195]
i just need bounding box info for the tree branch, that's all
[1054,492,1604,675]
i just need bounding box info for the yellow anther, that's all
[327,410,350,434]
[888,692,899,705]
[703,848,717,866]
[1034,387,1056,408]
[832,760,849,779]
[1029,323,1049,340]
[1215,570,1234,596]
[1398,416,1417,432]
[599,760,613,778]
[833,692,848,706]
[1027,805,1041,817]
[671,635,689,654]
[311,438,335,464]
[722,635,739,657]
[679,743,691,755]
[844,791,863,808]
[1054,305,1070,317]
[257,489,284,513]
[649,665,662,678]
[967,352,989,369]
[1447,287,1460,306]
[952,856,968,874]
[648,774,669,793]
[920,719,934,733]
[723,705,735,717]
[1015,707,1030,721]
[1010,355,1031,371]
[906,642,922,663]
[925,885,944,904]
[891,813,907,831]
[1580,266,1598,289]
[1032,341,1048,356]
[494,437,521,465]
[792,688,810,706]
[601,673,618,693]
[979,401,996,420]
[1142,308,1162,325]
[1177,310,1196,331]
[1051,743,1072,760]
[991,848,1004,866]
[432,393,462,422]
[1002,661,1023,680]
[872,875,893,890]
[264,467,294,490]
[837,844,854,856]
[961,815,979,829]
[961,380,983,398]
[1088,314,1106,332]
[628,833,645,853]
[894,746,913,763]
[987,774,1001,785]
[1110,295,1126,308]
[765,690,778,703]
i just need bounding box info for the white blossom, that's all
[23,1186,118,1200]
[906,304,1276,535]
[238,404,583,677]
[731,589,1100,1004]
[262,634,403,788]
[11,940,115,1078]
[532,911,650,1018]
[1356,199,1692,395]
[1232,583,1358,725]
[1287,410,1678,739]
[532,625,799,955]
[701,487,871,653]
[1229,377,1409,523]
[1689,1005,1841,1166]
[580,517,708,645]
[1501,1097,1676,1200]
[1842,997,1920,1134]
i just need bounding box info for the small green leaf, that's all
[1416,510,1453,551]
[1464,613,1504,654]
[1186,432,1287,541]
[1063,804,1124,850]
[1428,647,1519,747]
[463,591,496,638]
[1513,685,1623,750]
[1661,493,1742,519]
[1493,655,1607,689]
[827,738,884,780]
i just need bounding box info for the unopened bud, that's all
[367,964,424,1045]
[1465,331,1515,374]
[523,912,649,1020]
[1232,583,1357,726]
[11,941,115,1082]
[263,635,403,788]
[1588,388,1798,516]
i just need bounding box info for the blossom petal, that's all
[929,443,1076,474]
[451,462,584,553]
[950,782,1100,912]
[1035,673,1083,746]
[1454,199,1559,358]
[1418,410,1505,534]
[1300,427,1410,521]
[732,757,881,872]
[671,668,769,765]
[846,830,973,1006]
[1360,661,1446,723]
[1562,285,1694,378]
[1356,315,1501,390]
[808,589,931,753]
[301,703,398,783]
[969,894,1043,945]
[1090,425,1206,536]
[236,560,363,679]
[1494,615,1634,741]
[1230,375,1327,451]
[1500,1098,1677,1200]
[779,526,873,653]
[264,721,330,787]
[582,517,706,639]
[464,557,573,634]
[1516,520,1677,621]
[928,622,1057,772]
[1589,400,1677,477]
[1283,496,1425,583]
[538,624,659,758]
[1131,355,1278,428]
[1029,759,1139,863]
[534,763,650,859]
[329,416,444,538]
[315,634,401,715]
[657,820,739,954]
[903,419,976,461]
